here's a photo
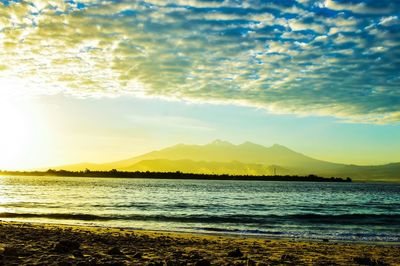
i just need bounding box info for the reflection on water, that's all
[0,176,399,242]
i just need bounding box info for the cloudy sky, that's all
[0,0,399,169]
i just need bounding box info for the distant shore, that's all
[0,169,352,182]
[0,221,398,265]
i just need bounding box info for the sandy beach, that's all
[0,221,398,265]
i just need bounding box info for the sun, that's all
[0,79,38,170]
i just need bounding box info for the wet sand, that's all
[0,221,399,265]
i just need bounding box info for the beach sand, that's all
[0,221,399,265]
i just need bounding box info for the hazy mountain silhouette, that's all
[51,140,400,182]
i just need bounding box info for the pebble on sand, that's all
[227,247,243,257]
[54,240,81,253]
[108,246,123,256]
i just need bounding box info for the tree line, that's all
[0,169,352,182]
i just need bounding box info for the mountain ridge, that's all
[49,140,400,182]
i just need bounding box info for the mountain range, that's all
[52,140,400,182]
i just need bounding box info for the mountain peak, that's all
[208,139,234,146]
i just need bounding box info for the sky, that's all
[0,0,399,169]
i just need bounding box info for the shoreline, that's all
[1,221,399,265]
[2,218,399,246]
[0,171,352,183]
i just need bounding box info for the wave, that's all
[2,212,399,242]
[1,212,399,226]
[279,213,400,225]
[0,212,109,221]
[187,227,284,235]
[186,227,400,242]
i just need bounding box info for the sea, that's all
[0,175,399,242]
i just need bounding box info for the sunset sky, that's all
[0,0,399,170]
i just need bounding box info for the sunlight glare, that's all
[0,78,38,169]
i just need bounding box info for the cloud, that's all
[379,16,399,27]
[0,0,399,124]
[322,0,395,15]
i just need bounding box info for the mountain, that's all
[320,163,400,182]
[51,140,400,182]
[106,140,342,171]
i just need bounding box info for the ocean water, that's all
[0,176,399,242]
